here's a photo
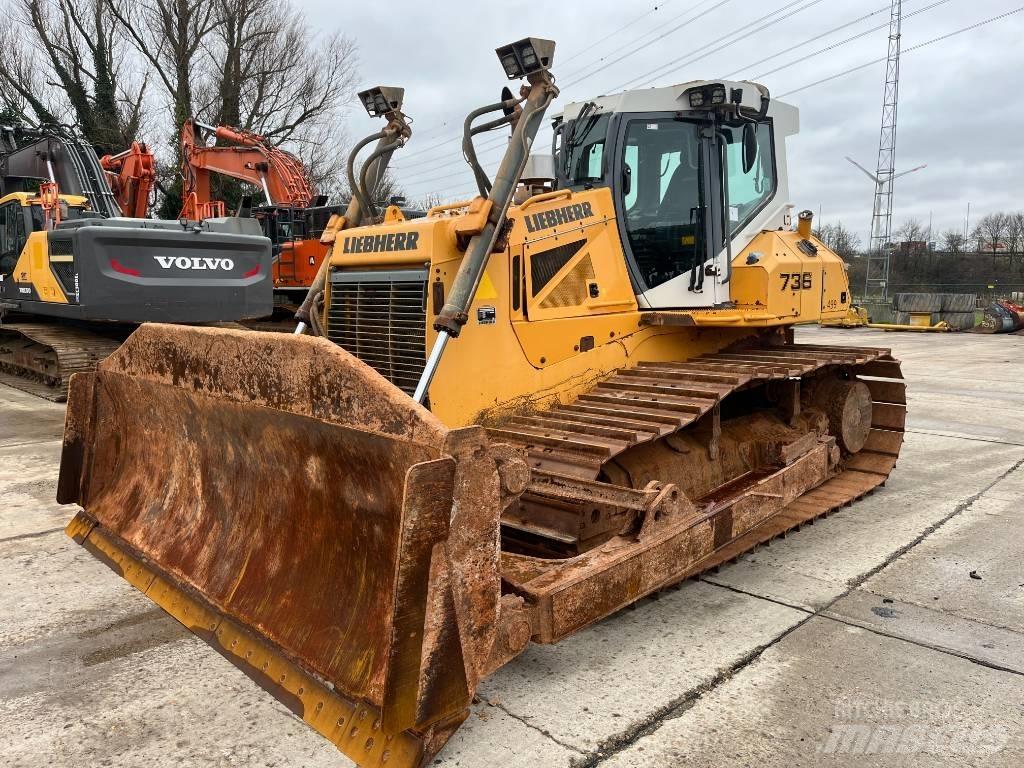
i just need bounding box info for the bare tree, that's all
[108,0,356,213]
[1005,212,1024,260]
[0,0,147,152]
[813,221,861,261]
[198,0,358,193]
[972,212,1009,257]
[895,218,927,243]
[107,0,221,147]
[940,229,965,254]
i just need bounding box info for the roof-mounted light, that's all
[357,86,405,117]
[494,38,556,80]
[684,83,729,110]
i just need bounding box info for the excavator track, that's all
[490,341,904,625]
[0,323,123,401]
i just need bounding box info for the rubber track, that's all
[489,342,905,551]
[0,323,121,401]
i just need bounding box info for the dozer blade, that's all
[58,324,526,768]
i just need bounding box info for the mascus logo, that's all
[342,231,420,253]
[523,202,595,233]
[154,255,235,270]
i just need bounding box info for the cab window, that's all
[0,203,25,274]
[562,113,610,187]
[721,122,775,233]
[620,119,705,290]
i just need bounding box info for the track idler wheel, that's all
[813,376,873,454]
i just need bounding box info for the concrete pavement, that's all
[1,326,1021,767]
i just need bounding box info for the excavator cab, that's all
[59,38,905,768]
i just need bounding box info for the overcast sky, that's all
[302,0,1022,244]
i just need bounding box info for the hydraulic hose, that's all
[462,97,520,197]
[295,123,408,331]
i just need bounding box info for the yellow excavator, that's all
[58,39,905,767]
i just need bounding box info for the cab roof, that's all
[0,190,90,207]
[557,79,798,136]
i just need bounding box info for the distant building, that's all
[896,240,927,255]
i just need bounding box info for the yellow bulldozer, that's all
[57,39,905,767]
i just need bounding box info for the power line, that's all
[558,1,681,69]
[404,2,1012,199]
[560,0,735,89]
[612,0,827,92]
[404,1,682,144]
[398,0,803,182]
[778,6,1023,98]
[401,0,828,194]
[721,1,893,78]
[558,0,725,82]
[751,0,951,81]
[394,0,732,168]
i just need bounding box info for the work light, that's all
[357,86,404,117]
[495,38,556,79]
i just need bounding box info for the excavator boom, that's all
[179,118,315,216]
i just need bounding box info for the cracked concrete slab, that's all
[476,580,806,754]
[861,493,1024,633]
[0,531,156,648]
[0,390,73,540]
[824,588,1024,675]
[703,431,1024,602]
[0,387,65,449]
[597,616,1024,768]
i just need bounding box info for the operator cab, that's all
[553,80,797,308]
[0,192,90,277]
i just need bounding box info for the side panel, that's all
[730,230,851,322]
[511,187,638,322]
[8,231,69,305]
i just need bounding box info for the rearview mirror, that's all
[742,122,758,174]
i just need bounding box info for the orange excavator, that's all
[99,142,156,218]
[178,118,330,299]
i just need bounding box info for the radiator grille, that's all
[49,237,74,257]
[50,262,76,297]
[326,268,427,395]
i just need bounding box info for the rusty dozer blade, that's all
[58,324,530,768]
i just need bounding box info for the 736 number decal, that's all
[780,272,812,290]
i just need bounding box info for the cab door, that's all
[0,201,21,277]
[610,114,778,311]
[610,115,725,308]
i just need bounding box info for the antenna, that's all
[863,0,903,302]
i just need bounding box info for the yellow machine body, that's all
[325,185,853,426]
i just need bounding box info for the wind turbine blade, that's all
[845,156,880,184]
[892,164,927,180]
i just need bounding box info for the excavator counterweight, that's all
[60,38,906,767]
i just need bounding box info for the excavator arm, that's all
[99,142,155,218]
[179,118,315,219]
